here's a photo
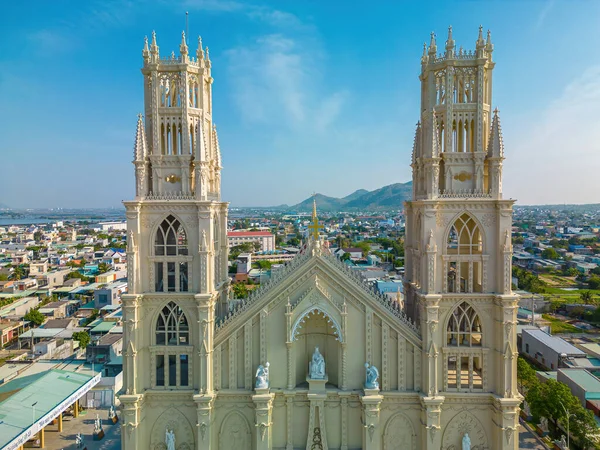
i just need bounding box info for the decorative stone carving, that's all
[441,411,487,450]
[218,412,251,450]
[150,408,195,450]
[383,413,415,450]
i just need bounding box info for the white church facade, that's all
[119,27,521,450]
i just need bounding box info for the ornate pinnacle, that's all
[142,36,150,61]
[428,32,437,54]
[476,25,485,48]
[151,30,158,51]
[180,31,188,55]
[197,36,204,60]
[446,25,455,51]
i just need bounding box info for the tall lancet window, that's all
[154,215,190,292]
[444,302,484,392]
[444,213,484,293]
[152,302,192,389]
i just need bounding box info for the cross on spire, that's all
[308,195,324,241]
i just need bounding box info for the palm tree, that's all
[11,266,25,280]
[579,290,593,305]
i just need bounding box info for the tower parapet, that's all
[413,26,501,200]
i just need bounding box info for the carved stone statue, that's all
[76,433,83,448]
[255,362,270,389]
[523,400,531,417]
[309,346,326,379]
[365,363,380,389]
[462,432,471,450]
[540,417,549,433]
[558,435,568,449]
[94,414,102,433]
[165,428,176,450]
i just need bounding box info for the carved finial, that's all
[429,32,437,54]
[142,36,150,61]
[151,30,158,51]
[197,36,204,60]
[485,29,494,54]
[446,25,455,53]
[180,31,188,55]
[476,25,485,48]
[205,46,210,60]
[421,42,428,64]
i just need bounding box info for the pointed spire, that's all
[180,31,188,55]
[133,114,148,162]
[150,30,159,54]
[421,42,428,64]
[411,121,422,163]
[312,196,317,221]
[196,122,208,162]
[142,36,150,62]
[485,29,494,54]
[196,36,204,60]
[213,124,222,167]
[487,108,504,158]
[205,46,210,61]
[428,32,437,55]
[445,25,455,55]
[476,25,485,49]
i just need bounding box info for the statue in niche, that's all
[255,362,270,389]
[309,346,326,379]
[165,428,176,450]
[462,432,471,450]
[364,363,379,389]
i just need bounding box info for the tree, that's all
[97,262,111,274]
[0,273,7,281]
[24,309,45,326]
[517,357,537,394]
[11,265,26,280]
[579,290,593,305]
[232,283,249,299]
[66,271,87,281]
[353,241,371,257]
[588,275,600,290]
[541,248,559,260]
[72,331,91,349]
[340,252,351,262]
[527,379,579,431]
[33,231,43,242]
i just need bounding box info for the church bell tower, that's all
[120,31,229,450]
[404,27,521,449]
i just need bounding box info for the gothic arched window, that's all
[444,213,484,293]
[445,302,484,392]
[153,215,189,293]
[155,301,189,345]
[153,302,191,389]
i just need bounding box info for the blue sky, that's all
[1,0,600,208]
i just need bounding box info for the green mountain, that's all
[288,182,412,212]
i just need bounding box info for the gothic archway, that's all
[218,411,251,450]
[441,410,487,450]
[292,308,341,387]
[383,413,417,450]
[150,407,195,450]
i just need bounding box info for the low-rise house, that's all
[521,328,587,370]
[0,319,28,347]
[0,296,39,319]
[95,270,126,284]
[29,259,49,275]
[86,333,122,365]
[39,301,68,319]
[557,368,600,413]
[94,281,127,309]
[14,278,38,292]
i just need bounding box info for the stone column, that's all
[494,398,520,450]
[120,394,141,450]
[122,294,139,395]
[253,388,275,450]
[421,396,444,450]
[194,394,214,450]
[306,378,328,450]
[360,388,383,450]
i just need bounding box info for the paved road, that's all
[519,421,549,449]
[43,408,121,450]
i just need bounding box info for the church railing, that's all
[214,245,313,334]
[145,193,195,201]
[440,189,492,199]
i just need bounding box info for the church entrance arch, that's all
[383,413,416,450]
[218,411,251,450]
[292,307,341,387]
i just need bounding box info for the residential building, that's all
[227,230,275,251]
[521,329,587,370]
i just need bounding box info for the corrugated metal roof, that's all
[559,369,600,395]
[0,369,99,449]
[523,329,586,356]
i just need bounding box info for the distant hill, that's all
[286,182,412,212]
[0,202,10,209]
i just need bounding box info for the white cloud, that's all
[505,65,600,204]
[225,34,346,131]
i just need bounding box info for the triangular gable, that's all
[215,242,420,347]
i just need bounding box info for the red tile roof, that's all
[228,231,273,237]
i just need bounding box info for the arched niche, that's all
[150,407,195,450]
[383,413,417,450]
[292,307,341,388]
[441,410,488,450]
[218,411,251,450]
